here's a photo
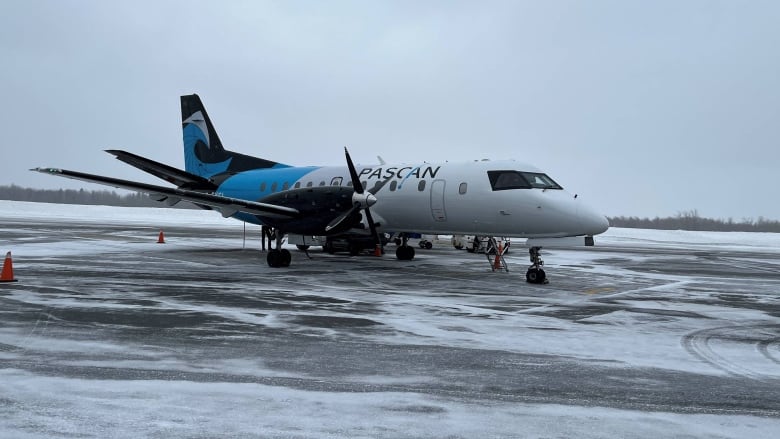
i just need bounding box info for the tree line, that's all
[608,209,780,233]
[2,185,779,233]
[0,184,193,208]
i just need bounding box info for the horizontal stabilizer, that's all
[31,167,299,219]
[106,150,216,190]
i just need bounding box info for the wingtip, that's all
[31,167,61,174]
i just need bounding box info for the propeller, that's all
[325,148,387,250]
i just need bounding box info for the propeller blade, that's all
[339,147,384,248]
[344,147,364,194]
[364,207,381,246]
[325,205,360,233]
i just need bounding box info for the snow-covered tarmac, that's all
[1,201,779,438]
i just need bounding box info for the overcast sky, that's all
[2,0,778,220]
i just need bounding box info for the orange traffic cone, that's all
[493,242,503,270]
[157,230,166,244]
[1,251,17,283]
[374,244,382,257]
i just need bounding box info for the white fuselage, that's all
[217,159,609,238]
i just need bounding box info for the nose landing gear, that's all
[526,246,548,284]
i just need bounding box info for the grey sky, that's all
[2,0,778,220]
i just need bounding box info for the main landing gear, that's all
[526,246,547,284]
[266,228,291,268]
[395,233,415,261]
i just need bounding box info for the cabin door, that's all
[430,179,447,222]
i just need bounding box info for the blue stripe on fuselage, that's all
[216,166,321,202]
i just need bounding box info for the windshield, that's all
[487,170,563,191]
[522,172,562,189]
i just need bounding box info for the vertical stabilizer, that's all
[181,94,287,179]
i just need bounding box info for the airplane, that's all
[33,94,609,283]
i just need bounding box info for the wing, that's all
[105,149,217,190]
[31,167,299,219]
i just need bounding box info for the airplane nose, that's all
[579,206,609,236]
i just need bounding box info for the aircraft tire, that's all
[280,249,292,267]
[267,250,281,268]
[425,241,433,250]
[526,267,546,284]
[396,245,415,261]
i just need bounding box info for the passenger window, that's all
[319,181,326,186]
[389,180,397,191]
[418,180,426,191]
[331,177,343,186]
[361,181,368,190]
[260,182,267,192]
[306,181,313,187]
[271,182,278,192]
[282,182,289,190]
[459,182,467,195]
[294,182,301,189]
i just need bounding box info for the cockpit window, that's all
[522,172,562,189]
[488,170,562,191]
[489,171,530,190]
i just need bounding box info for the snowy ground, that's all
[1,200,779,438]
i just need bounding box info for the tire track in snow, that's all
[681,324,780,381]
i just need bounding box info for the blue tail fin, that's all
[181,94,287,179]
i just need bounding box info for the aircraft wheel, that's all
[267,250,281,268]
[396,245,415,261]
[526,267,546,284]
[280,249,292,267]
[424,241,433,250]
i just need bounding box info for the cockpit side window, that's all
[487,170,563,191]
[521,172,562,189]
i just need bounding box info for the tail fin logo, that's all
[184,111,211,147]
[183,111,232,177]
